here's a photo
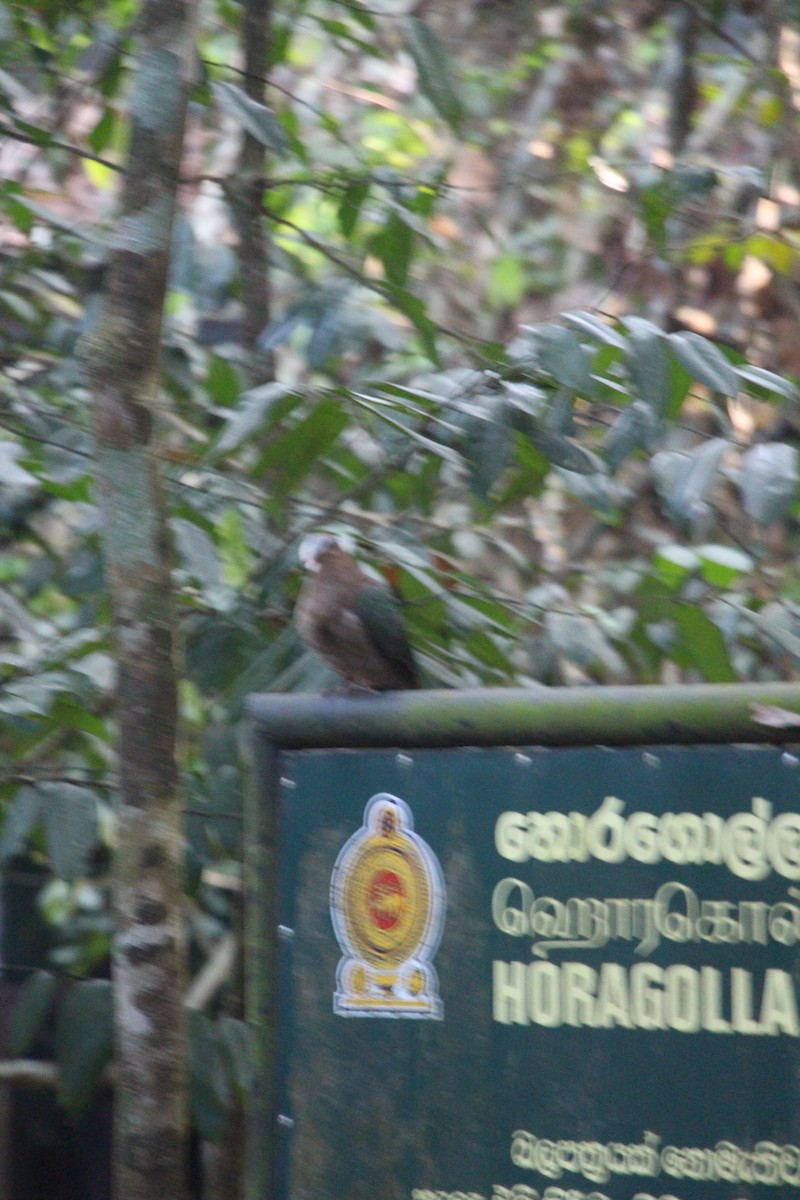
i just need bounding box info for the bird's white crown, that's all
[298,533,338,571]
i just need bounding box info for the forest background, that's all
[2,0,800,1197]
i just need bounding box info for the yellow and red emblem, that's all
[330,793,445,1017]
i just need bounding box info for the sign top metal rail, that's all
[247,682,800,750]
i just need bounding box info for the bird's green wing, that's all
[354,586,419,687]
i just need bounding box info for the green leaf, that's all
[0,288,36,325]
[257,305,307,354]
[653,545,699,589]
[52,697,113,740]
[316,17,382,55]
[217,507,253,588]
[543,385,575,435]
[172,518,221,589]
[760,93,785,127]
[55,980,113,1118]
[185,616,256,693]
[0,441,38,489]
[667,332,740,397]
[672,607,736,682]
[558,468,618,516]
[70,652,115,691]
[84,157,116,192]
[189,1010,232,1143]
[656,438,727,526]
[497,434,549,505]
[381,282,439,363]
[502,382,547,417]
[465,404,512,500]
[672,166,718,199]
[464,626,514,671]
[371,211,414,287]
[207,356,240,408]
[697,544,754,587]
[565,310,627,348]
[211,383,295,458]
[743,232,799,275]
[7,969,57,1056]
[219,1016,257,1099]
[530,427,603,474]
[256,398,348,496]
[603,401,654,472]
[345,1,378,31]
[638,182,672,250]
[487,254,527,309]
[744,603,800,662]
[0,671,74,718]
[5,194,34,235]
[625,320,670,417]
[736,363,800,404]
[306,301,343,368]
[40,473,92,502]
[88,108,115,154]
[0,786,41,861]
[212,82,289,153]
[533,325,594,393]
[545,611,625,676]
[665,356,693,419]
[337,179,370,238]
[404,17,464,132]
[40,783,98,881]
[739,443,798,525]
[621,315,665,339]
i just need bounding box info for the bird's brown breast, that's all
[295,557,417,690]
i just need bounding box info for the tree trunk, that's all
[83,1,198,1197]
[232,0,273,377]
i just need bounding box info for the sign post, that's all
[246,683,800,1200]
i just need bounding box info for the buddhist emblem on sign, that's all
[330,793,445,1018]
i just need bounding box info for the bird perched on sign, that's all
[295,534,419,691]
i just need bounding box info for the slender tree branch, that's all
[263,207,479,344]
[673,0,765,66]
[0,124,124,173]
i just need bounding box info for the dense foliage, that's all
[2,0,800,1143]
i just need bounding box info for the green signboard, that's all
[272,743,800,1200]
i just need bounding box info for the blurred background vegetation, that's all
[2,0,800,1186]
